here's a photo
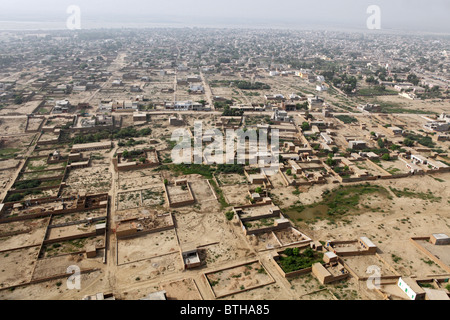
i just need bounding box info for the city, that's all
[0,1,449,304]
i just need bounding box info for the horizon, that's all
[0,0,449,34]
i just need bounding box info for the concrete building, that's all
[430,233,450,245]
[348,140,367,150]
[398,277,426,300]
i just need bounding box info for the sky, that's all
[0,0,449,33]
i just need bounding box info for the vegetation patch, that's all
[277,247,323,273]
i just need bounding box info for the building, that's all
[397,277,426,300]
[430,233,450,245]
[272,108,290,122]
[357,103,381,113]
[348,140,367,150]
[424,121,450,132]
[307,96,324,111]
[189,84,204,93]
[53,99,70,113]
[358,237,377,254]
[112,79,123,87]
[316,84,328,92]
[180,243,201,269]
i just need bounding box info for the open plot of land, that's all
[160,278,203,300]
[19,169,65,181]
[0,169,15,195]
[0,247,39,288]
[353,160,387,177]
[342,255,397,279]
[117,229,179,265]
[201,241,253,268]
[61,166,111,196]
[374,159,410,175]
[25,158,66,171]
[0,118,27,135]
[249,232,281,251]
[117,190,142,210]
[41,235,104,259]
[216,173,247,186]
[46,222,101,242]
[142,187,166,207]
[166,184,192,204]
[32,253,104,280]
[205,261,275,298]
[416,240,450,268]
[0,219,47,251]
[380,240,448,277]
[50,209,106,225]
[189,179,215,202]
[115,253,182,288]
[26,117,45,131]
[221,184,250,205]
[118,169,162,191]
[274,228,311,246]
[0,271,104,300]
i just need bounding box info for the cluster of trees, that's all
[301,122,310,131]
[72,131,111,144]
[117,138,145,147]
[222,105,243,117]
[72,127,152,145]
[216,164,244,174]
[14,94,23,105]
[214,100,233,109]
[122,149,145,159]
[233,81,270,90]
[365,76,379,84]
[403,134,435,149]
[278,247,322,273]
[14,179,41,190]
[114,127,151,139]
[296,102,309,111]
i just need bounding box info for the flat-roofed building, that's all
[398,277,426,300]
[430,233,450,245]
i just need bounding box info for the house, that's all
[272,109,290,122]
[180,243,201,269]
[130,85,142,92]
[265,94,285,101]
[411,154,427,165]
[187,75,201,83]
[307,96,324,111]
[189,84,204,93]
[133,112,147,122]
[397,277,426,300]
[430,233,450,245]
[316,84,328,92]
[388,126,403,135]
[112,79,123,87]
[53,99,70,113]
[424,121,449,132]
[320,132,334,145]
[348,140,367,150]
[358,103,381,113]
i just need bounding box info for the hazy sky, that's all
[0,0,449,32]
